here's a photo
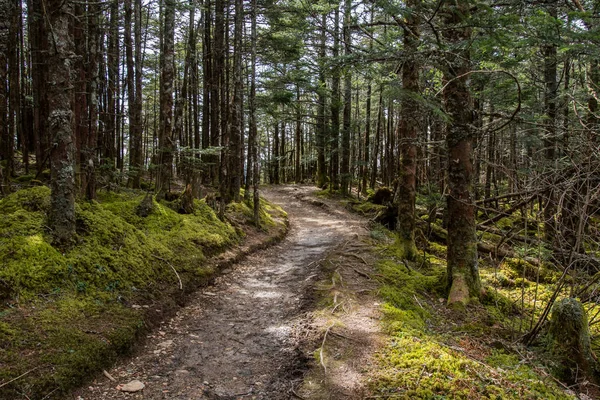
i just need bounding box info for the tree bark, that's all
[330,4,340,191]
[396,0,420,261]
[157,0,175,198]
[46,0,76,246]
[442,0,481,307]
[316,13,327,188]
[340,0,352,196]
[0,0,9,192]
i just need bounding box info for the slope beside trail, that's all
[71,185,379,400]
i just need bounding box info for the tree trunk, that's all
[86,0,100,200]
[0,0,8,192]
[157,0,175,198]
[340,0,352,196]
[316,13,327,188]
[442,0,481,308]
[543,0,558,245]
[229,0,243,202]
[330,4,340,191]
[46,0,76,246]
[396,0,420,261]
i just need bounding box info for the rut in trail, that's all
[72,185,367,400]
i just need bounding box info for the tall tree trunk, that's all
[0,0,9,193]
[229,0,243,202]
[316,13,327,188]
[86,0,100,200]
[104,0,119,167]
[543,0,558,245]
[250,0,259,224]
[330,4,340,191]
[46,0,76,246]
[295,83,302,183]
[370,88,383,189]
[442,0,481,307]
[396,0,420,260]
[340,0,352,196]
[202,0,212,184]
[28,0,49,175]
[132,0,144,187]
[157,0,175,198]
[6,0,20,185]
[273,121,280,184]
[362,81,371,195]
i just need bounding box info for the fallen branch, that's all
[103,370,117,382]
[0,366,40,389]
[151,254,183,290]
[320,325,334,373]
[352,268,371,280]
[346,253,368,264]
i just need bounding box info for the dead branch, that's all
[346,253,368,264]
[353,268,372,280]
[0,367,41,389]
[479,194,538,226]
[320,325,334,373]
[151,254,183,290]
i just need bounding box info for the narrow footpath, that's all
[72,185,378,400]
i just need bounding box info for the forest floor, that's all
[71,185,382,400]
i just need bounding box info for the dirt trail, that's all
[72,185,373,400]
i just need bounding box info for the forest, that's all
[1,0,600,398]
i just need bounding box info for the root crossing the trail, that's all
[71,186,372,400]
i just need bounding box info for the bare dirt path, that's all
[71,185,374,400]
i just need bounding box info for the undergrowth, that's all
[369,230,573,399]
[0,186,285,399]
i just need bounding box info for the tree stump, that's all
[135,192,155,217]
[179,184,195,214]
[548,297,598,383]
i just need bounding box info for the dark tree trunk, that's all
[543,0,558,245]
[316,13,327,188]
[295,84,302,183]
[0,0,8,192]
[156,0,175,198]
[340,0,352,196]
[330,5,340,191]
[229,0,243,202]
[370,89,383,189]
[442,1,481,307]
[85,0,100,200]
[46,0,76,246]
[396,0,420,260]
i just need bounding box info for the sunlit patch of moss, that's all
[351,201,386,217]
[0,185,286,398]
[371,237,573,399]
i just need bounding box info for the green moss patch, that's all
[0,186,285,398]
[369,241,573,399]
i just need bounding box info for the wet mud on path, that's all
[72,185,369,400]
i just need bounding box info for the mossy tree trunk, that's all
[156,0,175,199]
[46,0,76,246]
[0,0,8,193]
[442,0,482,307]
[548,298,598,384]
[316,12,327,188]
[396,0,420,261]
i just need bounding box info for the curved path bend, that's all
[72,186,369,400]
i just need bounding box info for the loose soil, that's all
[71,185,382,400]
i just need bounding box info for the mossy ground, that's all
[334,193,578,399]
[0,186,285,399]
[369,229,573,399]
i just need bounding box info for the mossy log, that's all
[548,297,598,384]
